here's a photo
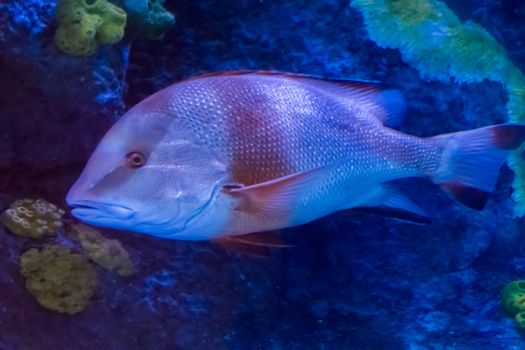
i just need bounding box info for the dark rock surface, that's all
[1,0,525,349]
[0,0,128,197]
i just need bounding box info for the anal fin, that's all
[354,184,431,224]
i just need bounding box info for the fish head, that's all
[66,106,229,239]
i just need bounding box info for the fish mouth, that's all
[68,200,135,221]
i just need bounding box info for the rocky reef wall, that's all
[1,0,525,349]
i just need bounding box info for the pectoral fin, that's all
[355,184,430,224]
[222,162,342,217]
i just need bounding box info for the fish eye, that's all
[126,151,146,168]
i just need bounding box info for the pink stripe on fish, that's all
[222,79,292,186]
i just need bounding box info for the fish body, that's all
[66,71,525,240]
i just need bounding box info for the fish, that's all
[66,71,525,242]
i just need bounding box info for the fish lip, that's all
[68,199,135,220]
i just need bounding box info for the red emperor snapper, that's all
[66,71,525,241]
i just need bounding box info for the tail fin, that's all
[431,123,525,210]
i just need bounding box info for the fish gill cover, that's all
[0,0,525,349]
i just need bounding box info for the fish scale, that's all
[167,75,418,185]
[157,74,437,233]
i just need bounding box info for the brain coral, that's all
[69,223,135,277]
[20,245,98,314]
[55,0,127,56]
[1,199,65,239]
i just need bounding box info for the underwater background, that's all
[1,0,525,349]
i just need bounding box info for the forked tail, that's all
[431,123,525,210]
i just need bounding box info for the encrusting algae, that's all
[20,245,98,315]
[69,223,135,277]
[1,199,65,239]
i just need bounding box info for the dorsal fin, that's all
[189,70,382,86]
[186,70,406,127]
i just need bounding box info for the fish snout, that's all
[67,183,135,222]
[66,177,93,206]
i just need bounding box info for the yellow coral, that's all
[55,0,127,56]
[1,199,65,239]
[68,223,134,277]
[20,245,98,314]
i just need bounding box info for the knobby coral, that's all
[352,0,525,215]
[1,199,65,239]
[55,0,127,56]
[69,223,134,277]
[502,280,525,330]
[20,245,98,314]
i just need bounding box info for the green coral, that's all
[516,312,525,331]
[68,223,134,277]
[502,280,525,331]
[352,0,525,216]
[55,0,127,56]
[502,280,525,315]
[1,199,65,239]
[114,0,175,40]
[20,245,98,314]
[386,0,439,26]
[352,0,511,82]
